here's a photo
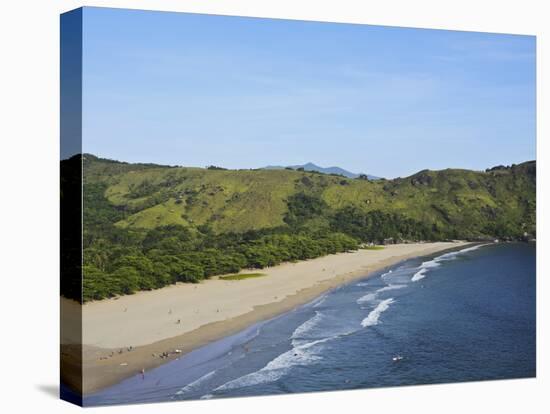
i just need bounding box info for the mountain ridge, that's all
[263,162,380,180]
[79,154,535,238]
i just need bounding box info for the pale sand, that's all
[64,242,470,394]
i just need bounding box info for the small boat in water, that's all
[392,355,404,362]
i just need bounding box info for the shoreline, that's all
[63,241,472,395]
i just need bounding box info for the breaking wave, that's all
[312,295,328,308]
[378,284,407,292]
[411,268,427,282]
[361,298,395,328]
[411,244,489,282]
[357,284,406,304]
[174,370,217,397]
[357,292,377,304]
[214,338,330,391]
[291,311,325,340]
[216,302,368,393]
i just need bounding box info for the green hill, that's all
[83,154,535,238]
[65,154,535,302]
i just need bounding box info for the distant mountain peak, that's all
[263,162,380,180]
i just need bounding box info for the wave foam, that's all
[411,268,427,282]
[378,284,407,292]
[214,338,329,391]
[434,243,489,263]
[361,298,395,328]
[174,370,217,396]
[216,302,370,392]
[291,312,325,339]
[411,244,489,282]
[357,292,377,304]
[312,295,328,308]
[357,284,406,304]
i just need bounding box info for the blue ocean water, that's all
[85,242,536,406]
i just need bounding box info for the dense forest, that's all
[61,154,536,302]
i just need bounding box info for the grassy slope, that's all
[83,154,536,238]
[219,273,267,280]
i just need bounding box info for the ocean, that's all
[85,242,536,406]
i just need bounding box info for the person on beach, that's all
[141,368,145,380]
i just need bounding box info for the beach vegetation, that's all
[65,155,536,302]
[220,273,266,280]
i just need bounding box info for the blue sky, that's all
[81,7,535,178]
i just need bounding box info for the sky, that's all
[80,7,536,178]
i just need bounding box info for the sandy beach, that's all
[63,241,470,394]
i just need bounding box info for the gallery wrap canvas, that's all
[60,7,536,407]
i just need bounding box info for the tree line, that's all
[66,184,531,302]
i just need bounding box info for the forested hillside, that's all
[62,154,535,302]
